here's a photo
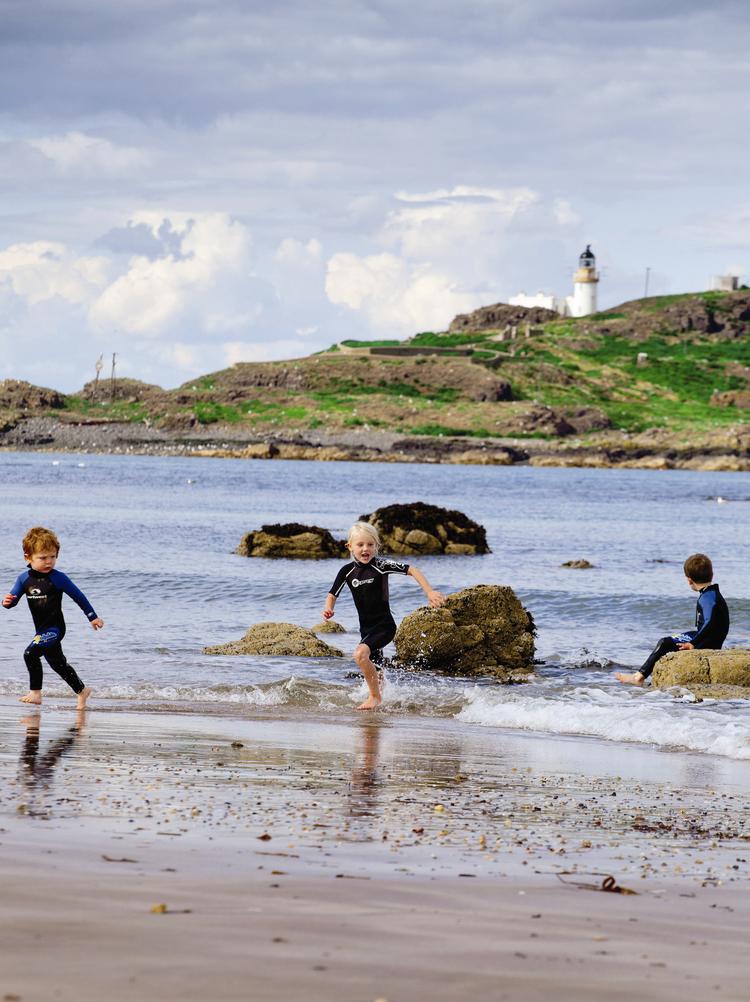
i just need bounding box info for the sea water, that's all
[0,452,748,760]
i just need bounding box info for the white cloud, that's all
[89,213,255,338]
[326,251,477,335]
[0,241,111,305]
[383,186,540,261]
[28,132,150,175]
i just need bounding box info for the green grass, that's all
[61,396,149,423]
[409,331,495,348]
[407,424,491,438]
[339,338,402,348]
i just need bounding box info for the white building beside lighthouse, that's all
[509,245,600,318]
[565,245,599,317]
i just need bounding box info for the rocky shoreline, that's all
[1,414,749,471]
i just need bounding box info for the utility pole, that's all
[110,352,117,402]
[93,354,103,398]
[644,267,651,299]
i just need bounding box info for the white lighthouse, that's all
[566,245,599,317]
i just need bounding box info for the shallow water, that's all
[0,452,749,760]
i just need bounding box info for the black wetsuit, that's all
[329,556,410,659]
[639,583,730,680]
[5,567,99,694]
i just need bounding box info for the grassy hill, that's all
[2,289,749,446]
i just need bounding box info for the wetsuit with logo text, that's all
[639,582,729,680]
[4,567,99,694]
[329,556,410,660]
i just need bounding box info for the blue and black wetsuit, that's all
[329,556,410,660]
[5,567,99,694]
[639,583,730,680]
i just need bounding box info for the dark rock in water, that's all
[394,584,535,679]
[204,622,344,656]
[312,620,347,634]
[652,649,750,690]
[236,523,347,559]
[360,502,489,555]
[561,559,594,569]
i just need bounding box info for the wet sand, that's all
[1,699,749,1000]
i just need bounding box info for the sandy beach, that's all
[2,698,748,1002]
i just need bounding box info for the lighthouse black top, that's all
[6,567,98,636]
[329,557,410,631]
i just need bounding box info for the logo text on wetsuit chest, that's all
[352,577,374,588]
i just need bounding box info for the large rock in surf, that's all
[394,584,535,679]
[204,622,344,657]
[236,523,347,559]
[360,502,489,555]
[652,649,750,693]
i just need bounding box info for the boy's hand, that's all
[427,590,446,608]
[90,617,104,630]
[322,609,334,620]
[676,642,694,650]
[2,593,16,608]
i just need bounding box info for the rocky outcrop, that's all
[0,379,65,410]
[312,620,347,634]
[562,559,594,569]
[236,523,347,559]
[360,502,489,555]
[204,622,344,656]
[449,302,559,332]
[652,649,750,690]
[394,584,535,679]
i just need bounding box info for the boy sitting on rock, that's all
[615,553,729,686]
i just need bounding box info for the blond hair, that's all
[347,521,380,551]
[23,526,60,556]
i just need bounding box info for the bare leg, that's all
[20,690,42,705]
[615,671,645,686]
[353,644,382,711]
[76,686,92,710]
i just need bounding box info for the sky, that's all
[1,0,748,391]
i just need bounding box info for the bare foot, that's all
[76,687,92,709]
[615,672,645,686]
[356,695,382,711]
[19,691,42,705]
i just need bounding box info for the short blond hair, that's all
[23,526,60,556]
[347,521,380,551]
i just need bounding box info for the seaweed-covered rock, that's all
[312,620,347,634]
[652,649,750,689]
[561,559,594,569]
[203,622,343,656]
[394,584,535,679]
[359,502,489,555]
[236,523,347,559]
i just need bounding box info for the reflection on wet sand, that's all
[348,720,381,818]
[19,710,87,791]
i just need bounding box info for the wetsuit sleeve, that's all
[329,565,351,598]
[51,570,98,621]
[4,573,27,608]
[374,557,410,575]
[690,588,719,646]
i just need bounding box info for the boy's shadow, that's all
[19,711,87,791]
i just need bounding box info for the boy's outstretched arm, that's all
[322,594,336,620]
[3,574,26,609]
[407,566,446,607]
[51,570,104,629]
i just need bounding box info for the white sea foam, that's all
[455,686,750,760]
